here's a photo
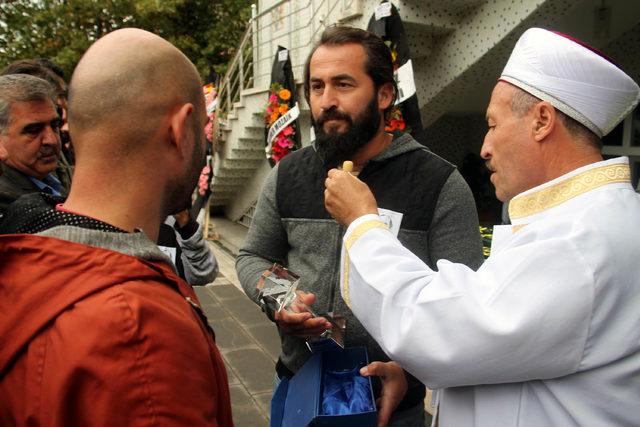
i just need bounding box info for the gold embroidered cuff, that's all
[342,219,389,308]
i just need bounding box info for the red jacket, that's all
[0,234,233,426]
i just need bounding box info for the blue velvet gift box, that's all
[270,344,377,427]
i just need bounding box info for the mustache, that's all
[485,161,495,172]
[38,147,58,158]
[316,107,353,127]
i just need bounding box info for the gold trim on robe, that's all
[509,163,630,220]
[343,219,389,308]
[511,224,527,233]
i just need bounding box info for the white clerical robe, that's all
[340,157,640,426]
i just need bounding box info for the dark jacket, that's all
[0,163,69,215]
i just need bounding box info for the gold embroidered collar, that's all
[509,162,630,220]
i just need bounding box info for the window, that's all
[602,106,640,190]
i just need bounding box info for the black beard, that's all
[313,95,381,169]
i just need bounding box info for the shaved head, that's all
[68,28,204,157]
[64,28,208,223]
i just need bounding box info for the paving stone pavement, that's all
[194,241,277,426]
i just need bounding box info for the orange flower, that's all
[279,104,289,114]
[270,111,279,124]
[278,89,291,101]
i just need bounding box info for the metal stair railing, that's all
[217,16,255,120]
[216,0,352,121]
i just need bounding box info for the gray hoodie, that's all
[236,133,483,406]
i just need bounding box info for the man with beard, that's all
[0,29,232,426]
[236,26,482,426]
[0,74,66,217]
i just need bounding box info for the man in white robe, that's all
[324,28,640,426]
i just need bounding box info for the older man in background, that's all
[2,58,75,188]
[0,74,64,215]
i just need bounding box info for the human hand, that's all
[173,209,190,227]
[360,361,408,427]
[324,168,378,226]
[274,291,332,338]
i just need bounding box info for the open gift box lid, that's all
[270,343,377,427]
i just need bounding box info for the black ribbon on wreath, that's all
[191,152,213,218]
[191,81,217,218]
[264,46,302,166]
[367,1,427,145]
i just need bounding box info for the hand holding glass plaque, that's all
[257,264,346,345]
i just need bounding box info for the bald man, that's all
[0,29,233,426]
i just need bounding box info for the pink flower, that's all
[276,136,291,148]
[205,122,213,142]
[269,94,278,103]
[282,125,294,136]
[197,165,211,195]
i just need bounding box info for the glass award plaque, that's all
[258,264,346,347]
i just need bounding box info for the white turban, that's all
[500,28,640,137]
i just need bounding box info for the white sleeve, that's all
[340,216,594,389]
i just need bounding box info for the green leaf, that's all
[0,0,252,80]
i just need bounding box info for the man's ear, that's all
[532,101,556,142]
[168,103,195,155]
[377,82,395,111]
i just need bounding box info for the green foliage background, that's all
[0,0,253,81]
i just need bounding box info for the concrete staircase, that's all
[237,201,256,228]
[211,88,268,210]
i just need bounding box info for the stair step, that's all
[211,176,249,186]
[237,137,265,150]
[209,188,239,197]
[236,200,258,228]
[221,158,263,170]
[237,215,252,228]
[230,147,266,160]
[234,126,264,141]
[211,183,243,192]
[242,210,254,223]
[213,168,256,178]
[253,112,267,123]
[245,125,265,133]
